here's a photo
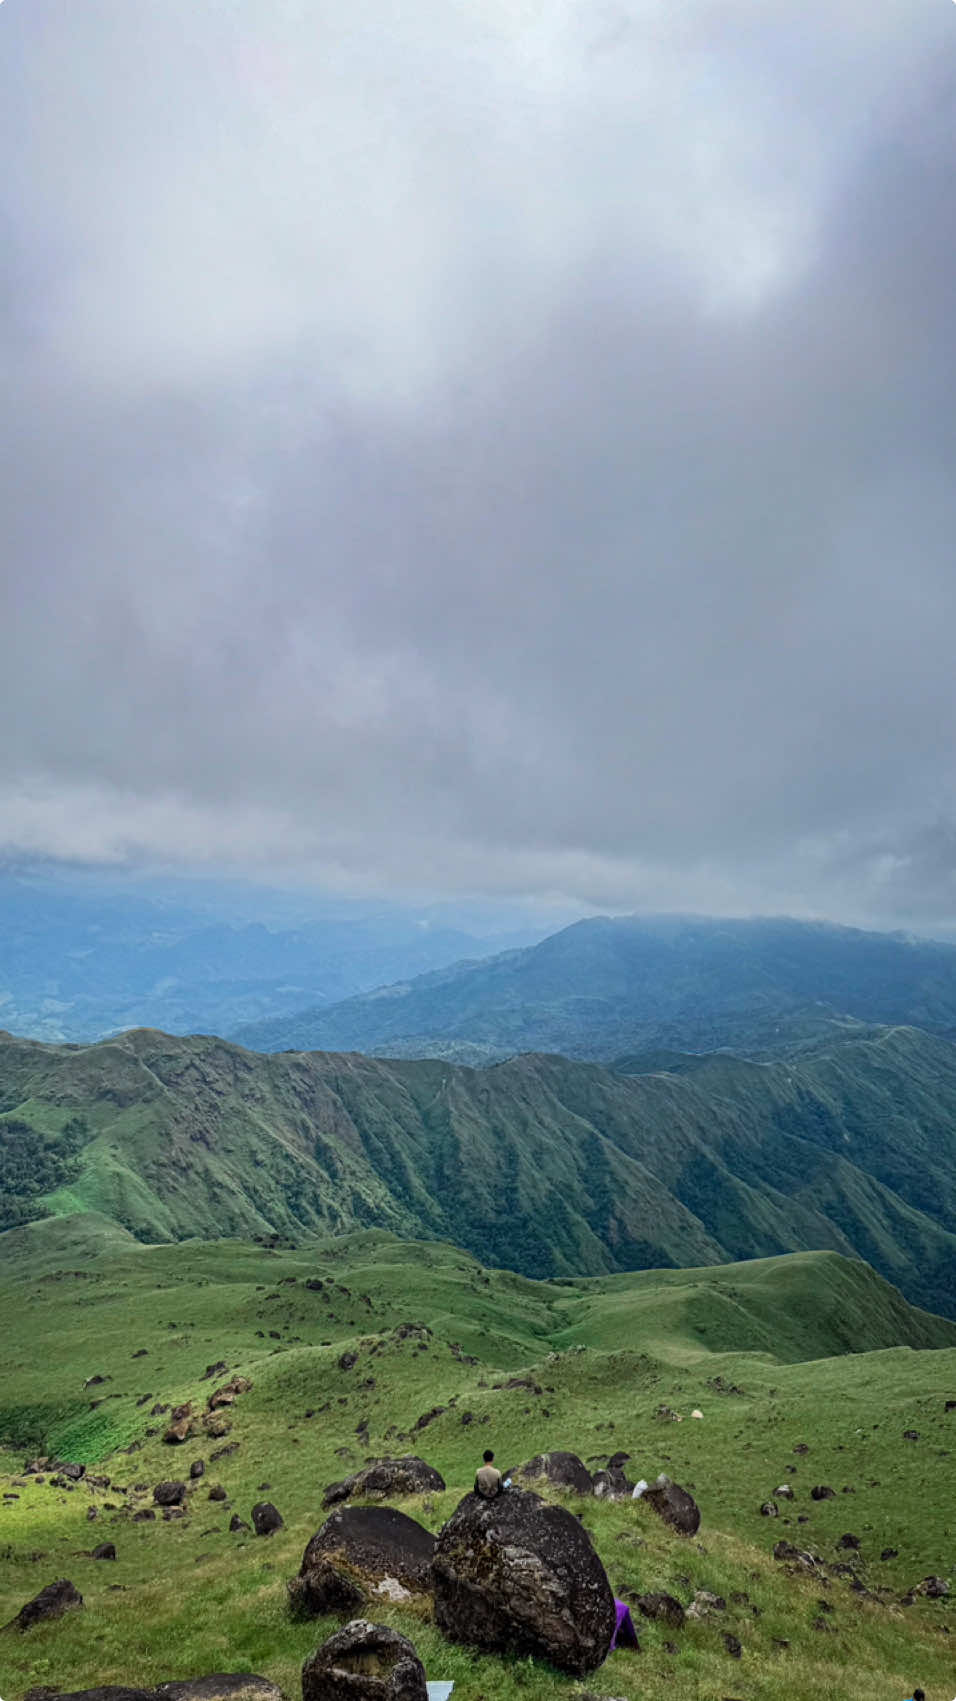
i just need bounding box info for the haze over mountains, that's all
[0,868,557,1044]
[235,912,956,1061]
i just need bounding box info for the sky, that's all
[2,0,956,928]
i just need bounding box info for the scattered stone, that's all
[642,1475,701,1536]
[153,1482,186,1508]
[811,1486,835,1501]
[302,1619,427,1701]
[836,1533,861,1551]
[189,1461,205,1480]
[634,1592,685,1627]
[592,1467,631,1499]
[202,1416,231,1439]
[207,1378,252,1413]
[792,1444,810,1454]
[92,1544,116,1562]
[686,1590,725,1620]
[903,1430,919,1441]
[252,1503,284,1537]
[722,1631,742,1658]
[411,1407,445,1432]
[518,1451,594,1496]
[760,1501,778,1517]
[338,1352,358,1372]
[210,1443,239,1462]
[913,1576,950,1598]
[773,1540,818,1569]
[10,1579,84,1631]
[133,1510,156,1523]
[203,1361,229,1379]
[322,1456,445,1508]
[774,1485,794,1500]
[164,1417,194,1446]
[208,1486,227,1502]
[432,1486,615,1675]
[229,1516,249,1533]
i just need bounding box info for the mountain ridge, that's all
[233,912,956,1061]
[3,1020,956,1317]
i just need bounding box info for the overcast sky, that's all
[2,0,955,926]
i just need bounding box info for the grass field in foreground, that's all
[0,1219,952,1701]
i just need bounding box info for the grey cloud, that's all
[2,0,956,924]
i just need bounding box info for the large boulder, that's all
[251,1503,284,1537]
[517,1451,593,1496]
[11,1579,84,1632]
[302,1620,426,1701]
[298,1506,436,1602]
[641,1475,700,1536]
[432,1488,615,1676]
[322,1456,445,1509]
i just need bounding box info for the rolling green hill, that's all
[0,1221,953,1701]
[233,913,956,1060]
[3,1022,956,1316]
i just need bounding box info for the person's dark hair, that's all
[483,1449,494,1463]
[913,1689,925,1700]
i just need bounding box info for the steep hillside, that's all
[3,1024,956,1315]
[0,1222,953,1701]
[234,913,956,1060]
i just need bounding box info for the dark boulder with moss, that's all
[302,1620,427,1701]
[322,1456,445,1508]
[10,1578,84,1632]
[642,1475,700,1536]
[432,1488,615,1675]
[517,1451,593,1496]
[297,1505,436,1604]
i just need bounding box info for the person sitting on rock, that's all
[474,1449,503,1498]
[903,1689,925,1701]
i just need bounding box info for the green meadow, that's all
[0,1218,953,1701]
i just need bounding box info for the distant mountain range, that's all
[2,1021,955,1317]
[0,869,549,1042]
[233,912,956,1061]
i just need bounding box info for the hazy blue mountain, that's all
[234,912,956,1059]
[0,866,554,1042]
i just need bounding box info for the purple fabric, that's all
[610,1598,639,1651]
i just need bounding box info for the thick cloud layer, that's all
[2,0,955,922]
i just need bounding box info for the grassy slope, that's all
[233,913,956,1058]
[3,1026,956,1317]
[0,1224,953,1701]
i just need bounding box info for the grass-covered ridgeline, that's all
[0,1220,953,1701]
[2,1023,956,1317]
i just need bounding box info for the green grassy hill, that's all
[0,1222,953,1701]
[233,912,956,1059]
[3,1024,956,1316]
